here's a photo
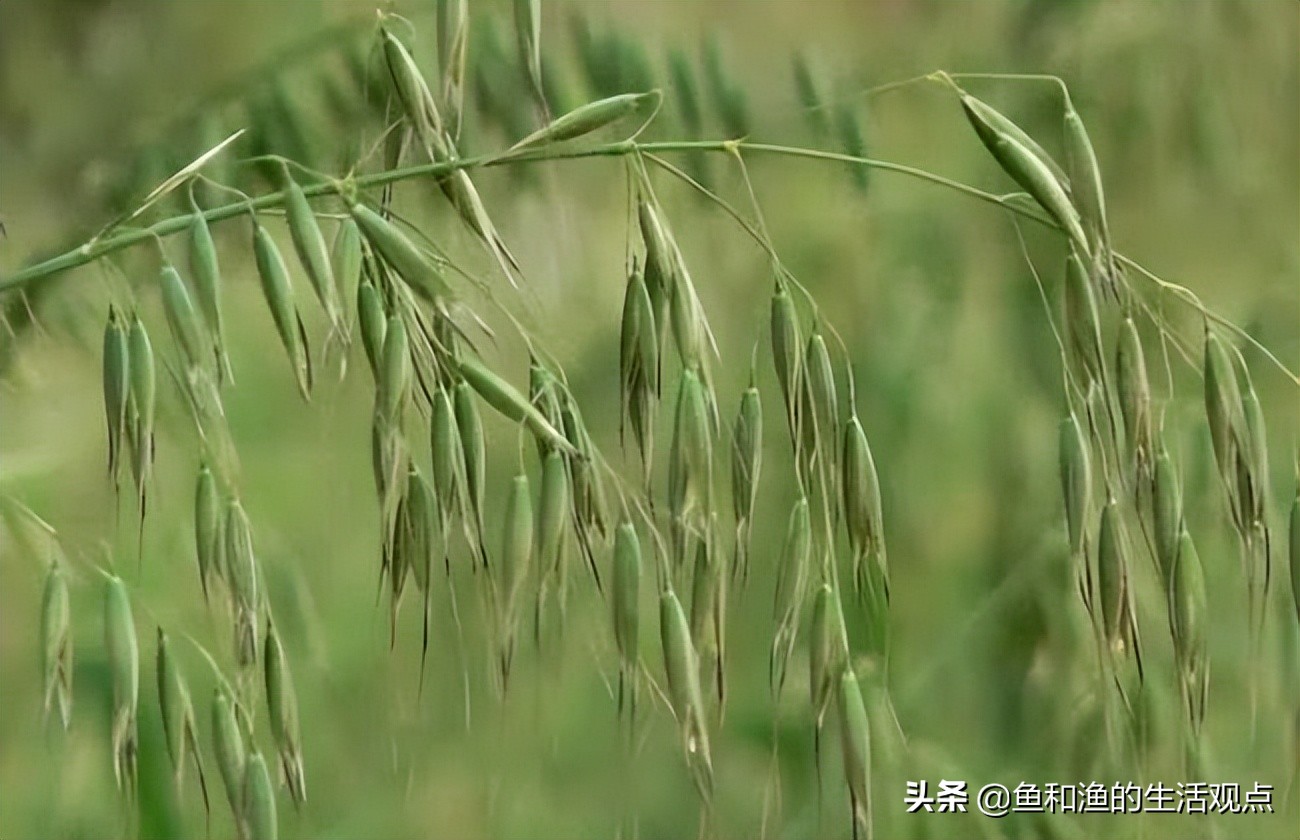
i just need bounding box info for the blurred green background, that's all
[1,1,1297,838]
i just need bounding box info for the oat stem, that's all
[0,140,1035,292]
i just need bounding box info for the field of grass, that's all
[1,2,1297,838]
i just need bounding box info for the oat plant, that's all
[5,5,1297,840]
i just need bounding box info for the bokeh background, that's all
[1,1,1297,838]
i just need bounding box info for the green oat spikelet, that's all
[1168,529,1209,733]
[102,306,130,492]
[1287,488,1300,625]
[1234,359,1272,651]
[224,500,260,666]
[105,575,139,796]
[1203,331,1245,484]
[528,359,566,454]
[958,88,1070,189]
[371,413,406,541]
[264,620,306,805]
[770,278,802,442]
[843,409,888,643]
[620,263,659,482]
[638,199,675,360]
[660,587,713,798]
[666,253,713,377]
[668,367,714,569]
[388,482,412,639]
[188,203,233,383]
[730,382,761,585]
[513,0,544,115]
[960,90,1087,255]
[510,92,652,151]
[281,167,342,336]
[356,279,387,380]
[809,583,850,795]
[126,313,156,531]
[378,314,410,424]
[195,462,221,603]
[211,686,246,818]
[380,24,447,157]
[252,218,313,400]
[1063,97,1112,265]
[497,472,534,692]
[403,466,438,595]
[771,498,811,696]
[394,465,439,683]
[1064,252,1105,387]
[502,472,535,612]
[1236,364,1270,530]
[440,168,523,283]
[612,521,641,725]
[1097,499,1140,672]
[1059,411,1092,605]
[1150,438,1184,587]
[160,263,210,376]
[688,515,727,712]
[156,629,209,811]
[1116,316,1152,477]
[241,751,278,840]
[378,24,520,280]
[330,218,363,339]
[536,449,569,612]
[454,381,490,571]
[1204,332,1270,643]
[429,385,463,540]
[40,559,72,730]
[836,667,873,837]
[456,353,575,455]
[437,0,470,137]
[800,330,838,483]
[559,395,608,591]
[808,584,834,729]
[349,203,452,304]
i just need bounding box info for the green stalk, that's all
[4,136,1295,386]
[0,140,1043,293]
